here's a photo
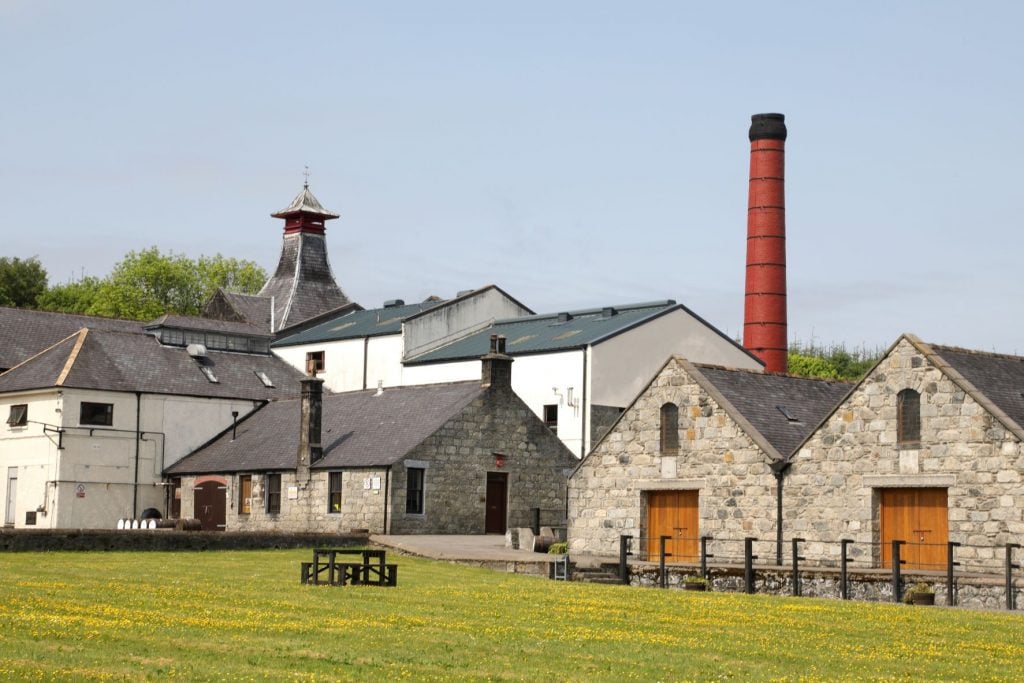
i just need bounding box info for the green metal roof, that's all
[406,301,680,363]
[272,300,442,346]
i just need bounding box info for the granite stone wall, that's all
[786,338,1024,573]
[568,358,779,559]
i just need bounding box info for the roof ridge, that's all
[0,328,86,379]
[928,342,1024,362]
[55,329,89,386]
[692,360,854,385]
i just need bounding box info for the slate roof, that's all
[271,184,340,219]
[203,291,274,331]
[0,328,304,400]
[406,301,689,362]
[926,341,1024,436]
[0,307,143,371]
[145,314,272,338]
[273,300,445,346]
[259,232,351,331]
[166,381,486,474]
[692,364,853,458]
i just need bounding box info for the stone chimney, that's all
[743,113,788,373]
[481,334,513,389]
[298,377,324,478]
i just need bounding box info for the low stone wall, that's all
[0,529,369,552]
[627,563,1022,611]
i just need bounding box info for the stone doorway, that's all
[194,479,226,531]
[879,487,948,571]
[484,472,508,534]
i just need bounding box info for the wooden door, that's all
[880,488,948,570]
[485,472,508,534]
[5,468,16,526]
[194,480,226,531]
[647,490,699,562]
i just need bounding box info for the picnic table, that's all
[300,548,397,587]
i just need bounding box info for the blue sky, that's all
[2,2,1021,354]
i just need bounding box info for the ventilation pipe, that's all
[743,113,788,373]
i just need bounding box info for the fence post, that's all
[700,535,713,581]
[892,540,905,603]
[619,535,633,586]
[1006,543,1021,610]
[791,538,805,597]
[531,507,541,536]
[744,537,758,594]
[840,539,853,600]
[946,541,961,607]
[659,535,671,589]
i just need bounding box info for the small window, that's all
[328,472,343,513]
[238,475,252,515]
[306,351,325,376]
[776,405,800,423]
[6,404,27,427]
[660,403,679,453]
[543,404,558,431]
[897,389,921,446]
[80,402,113,426]
[255,371,274,387]
[199,365,219,383]
[265,473,282,514]
[406,467,425,515]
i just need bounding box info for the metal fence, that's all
[616,534,1022,610]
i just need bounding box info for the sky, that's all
[2,2,1022,355]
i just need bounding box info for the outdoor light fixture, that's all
[494,452,506,468]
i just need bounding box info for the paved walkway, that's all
[370,533,551,563]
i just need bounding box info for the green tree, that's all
[787,352,840,380]
[0,256,48,308]
[788,342,882,382]
[35,248,268,321]
[35,276,103,314]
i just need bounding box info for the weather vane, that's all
[303,165,311,188]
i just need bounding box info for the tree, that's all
[0,256,48,308]
[787,342,882,382]
[35,276,103,315]
[35,248,268,321]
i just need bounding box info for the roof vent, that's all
[375,379,384,396]
[601,307,618,318]
[557,312,573,323]
[776,405,800,423]
[187,343,208,358]
[383,299,405,308]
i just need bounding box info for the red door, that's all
[485,473,508,534]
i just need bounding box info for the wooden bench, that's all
[300,548,397,587]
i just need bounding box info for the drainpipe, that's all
[769,460,791,565]
[581,348,589,457]
[133,392,142,518]
[363,337,369,389]
[383,466,391,534]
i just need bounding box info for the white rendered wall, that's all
[590,309,762,408]
[273,337,367,392]
[0,391,61,529]
[400,360,479,386]
[365,335,405,389]
[403,288,533,359]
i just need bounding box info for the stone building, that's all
[567,356,849,561]
[785,334,1024,573]
[166,336,577,534]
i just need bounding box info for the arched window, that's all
[660,403,679,453]
[897,389,921,446]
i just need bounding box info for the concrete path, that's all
[370,534,550,563]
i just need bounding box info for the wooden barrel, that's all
[174,518,203,531]
[154,519,177,529]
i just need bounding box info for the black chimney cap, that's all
[749,113,787,142]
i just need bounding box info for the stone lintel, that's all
[862,474,956,488]
[636,479,706,491]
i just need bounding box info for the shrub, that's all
[547,542,568,555]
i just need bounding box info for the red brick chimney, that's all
[743,113,788,373]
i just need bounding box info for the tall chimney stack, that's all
[298,377,324,478]
[481,334,513,389]
[743,113,788,373]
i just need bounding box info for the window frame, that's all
[265,473,282,514]
[543,404,558,431]
[6,404,27,428]
[80,402,114,427]
[406,467,425,515]
[660,402,680,453]
[305,351,325,376]
[238,474,252,515]
[328,472,343,513]
[897,389,921,447]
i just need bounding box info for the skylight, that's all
[255,370,274,387]
[776,405,799,423]
[199,365,219,383]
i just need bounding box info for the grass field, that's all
[0,550,1022,681]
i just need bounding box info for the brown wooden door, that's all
[485,472,508,534]
[880,488,948,570]
[194,480,226,531]
[647,490,699,562]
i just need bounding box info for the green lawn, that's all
[0,550,1021,681]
